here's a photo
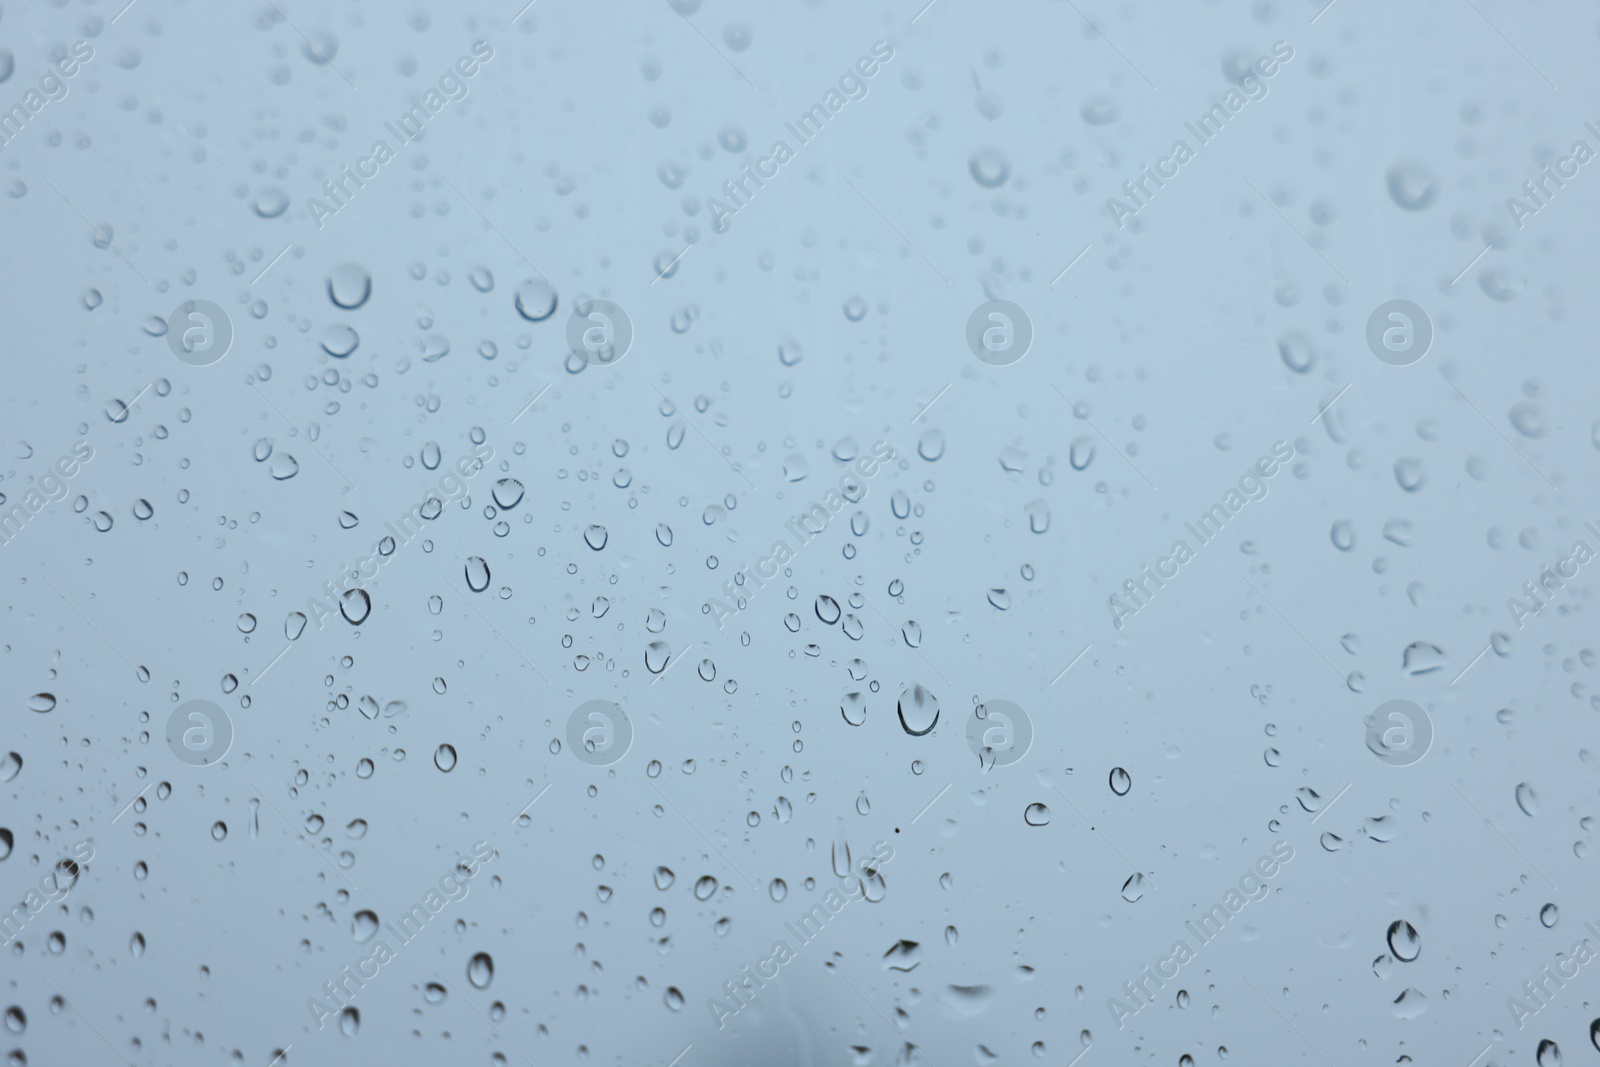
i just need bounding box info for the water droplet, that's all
[435,744,457,772]
[467,951,494,989]
[327,263,372,309]
[968,149,1010,188]
[1515,781,1538,816]
[321,324,360,358]
[897,684,940,735]
[514,278,558,321]
[465,556,491,592]
[1024,802,1051,826]
[1386,920,1420,962]
[1109,767,1132,795]
[1385,161,1438,211]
